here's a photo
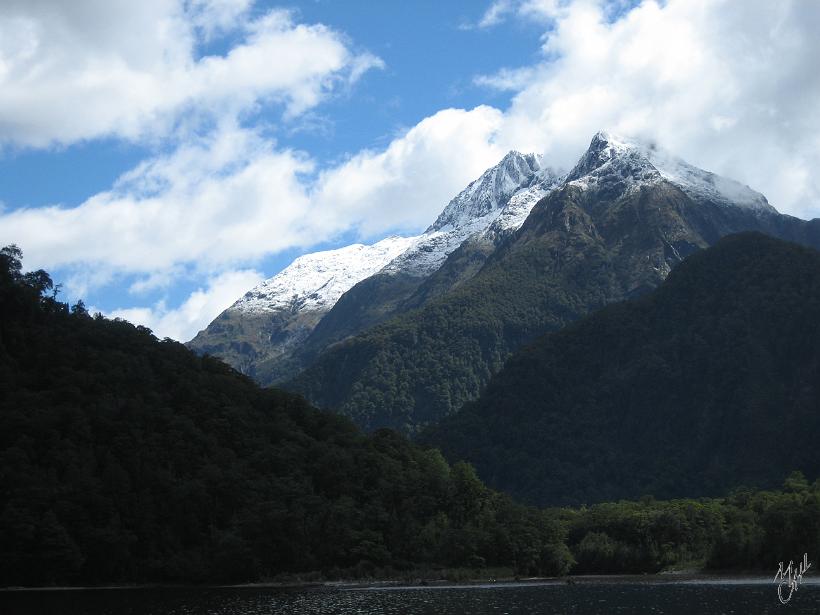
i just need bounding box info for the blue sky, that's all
[1,0,818,340]
[0,1,540,208]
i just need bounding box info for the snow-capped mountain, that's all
[567,131,775,212]
[189,149,560,378]
[382,151,561,276]
[191,132,784,385]
[290,132,820,434]
[209,148,559,342]
[430,151,544,231]
[187,236,416,376]
[232,236,417,316]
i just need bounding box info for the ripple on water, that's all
[2,581,820,614]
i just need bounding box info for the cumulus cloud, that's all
[0,0,382,147]
[0,123,314,272]
[312,106,506,235]
[1,105,505,276]
[481,0,820,218]
[110,268,264,341]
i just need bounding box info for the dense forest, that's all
[0,245,569,586]
[3,241,820,588]
[561,472,820,575]
[425,233,820,507]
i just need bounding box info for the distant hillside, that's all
[0,245,569,586]
[424,233,820,507]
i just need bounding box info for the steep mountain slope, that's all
[0,246,569,586]
[249,151,559,383]
[187,236,415,377]
[288,132,820,434]
[424,233,820,507]
[383,151,551,277]
[288,154,560,366]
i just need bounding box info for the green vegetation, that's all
[425,233,820,507]
[4,240,820,588]
[289,182,820,435]
[287,185,658,433]
[558,473,820,574]
[255,271,427,385]
[0,245,568,586]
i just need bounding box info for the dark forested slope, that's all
[0,246,569,586]
[424,233,820,507]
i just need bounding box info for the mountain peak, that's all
[568,131,651,179]
[589,129,639,148]
[427,150,542,234]
[568,131,776,213]
[588,129,625,150]
[501,149,528,161]
[380,150,553,277]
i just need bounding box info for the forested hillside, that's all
[425,233,820,506]
[0,245,569,586]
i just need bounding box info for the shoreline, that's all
[1,572,796,593]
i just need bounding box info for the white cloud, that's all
[187,0,254,38]
[518,0,571,22]
[477,0,516,28]
[110,268,264,341]
[463,0,568,29]
[476,0,820,218]
[473,67,538,91]
[312,106,506,235]
[0,123,315,273]
[0,106,505,278]
[0,1,382,147]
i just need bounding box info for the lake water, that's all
[3,578,819,614]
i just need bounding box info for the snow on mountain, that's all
[207,134,772,332]
[428,151,542,232]
[228,150,561,319]
[192,150,561,373]
[383,151,560,276]
[192,132,782,382]
[212,134,775,323]
[232,235,418,316]
[567,131,775,212]
[482,167,563,239]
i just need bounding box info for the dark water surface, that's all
[3,578,819,615]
